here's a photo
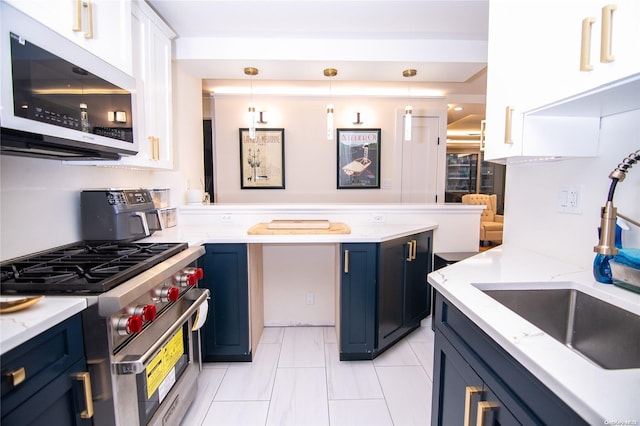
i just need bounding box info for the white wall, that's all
[503,109,640,269]
[210,94,447,203]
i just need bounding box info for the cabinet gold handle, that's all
[344,249,349,274]
[412,240,417,260]
[83,1,93,39]
[504,106,514,144]
[580,17,596,71]
[6,367,26,387]
[464,386,483,426]
[475,400,500,426]
[600,4,617,63]
[406,242,413,261]
[73,372,94,419]
[154,137,160,160]
[72,0,82,31]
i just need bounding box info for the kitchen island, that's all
[428,244,640,424]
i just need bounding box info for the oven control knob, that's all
[141,305,157,322]
[131,304,157,322]
[115,314,144,336]
[158,286,180,302]
[182,267,204,286]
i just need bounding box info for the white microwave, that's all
[0,2,138,160]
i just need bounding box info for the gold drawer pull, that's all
[406,241,413,261]
[83,1,93,39]
[580,17,596,71]
[73,372,94,419]
[476,400,500,426]
[72,0,82,31]
[600,4,617,63]
[6,367,26,387]
[464,386,483,426]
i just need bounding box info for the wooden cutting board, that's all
[247,221,351,235]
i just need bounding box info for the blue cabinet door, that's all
[201,243,251,361]
[339,243,377,360]
[404,230,432,326]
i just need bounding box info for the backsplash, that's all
[504,108,640,269]
[0,156,181,260]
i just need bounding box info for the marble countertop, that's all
[141,223,439,245]
[427,244,640,424]
[0,296,87,355]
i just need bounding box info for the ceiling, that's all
[146,0,489,140]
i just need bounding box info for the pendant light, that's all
[403,69,416,141]
[324,68,337,140]
[244,67,259,140]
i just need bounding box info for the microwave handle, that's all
[131,212,150,236]
[112,288,210,375]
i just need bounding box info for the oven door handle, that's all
[113,288,210,375]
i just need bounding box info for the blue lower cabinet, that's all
[340,230,433,360]
[201,243,251,362]
[1,314,91,426]
[432,292,588,426]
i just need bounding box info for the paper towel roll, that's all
[192,299,209,331]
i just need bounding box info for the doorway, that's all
[400,116,442,203]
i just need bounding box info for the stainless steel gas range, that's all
[0,190,209,426]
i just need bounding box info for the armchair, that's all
[461,194,504,244]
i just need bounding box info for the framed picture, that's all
[239,128,285,189]
[337,128,381,189]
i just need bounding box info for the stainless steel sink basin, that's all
[480,287,640,369]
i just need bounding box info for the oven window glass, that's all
[9,32,134,143]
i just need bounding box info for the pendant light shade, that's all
[326,104,334,140]
[402,69,417,142]
[404,105,413,141]
[324,68,337,140]
[244,67,259,140]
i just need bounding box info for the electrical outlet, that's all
[558,186,583,214]
[306,292,314,305]
[220,214,233,223]
[372,214,385,223]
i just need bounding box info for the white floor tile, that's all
[325,343,384,400]
[373,340,421,367]
[201,401,269,426]
[278,326,325,367]
[181,368,226,425]
[261,326,285,343]
[265,367,329,426]
[406,323,435,344]
[409,340,435,380]
[328,399,394,426]
[214,343,281,401]
[376,366,432,426]
[324,326,337,344]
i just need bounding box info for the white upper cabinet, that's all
[484,0,640,162]
[115,0,175,169]
[4,0,132,75]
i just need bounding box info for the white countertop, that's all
[141,223,439,245]
[427,244,640,424]
[0,296,87,355]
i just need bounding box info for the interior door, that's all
[401,116,441,202]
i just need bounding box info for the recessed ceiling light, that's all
[453,106,464,111]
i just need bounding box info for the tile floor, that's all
[182,318,435,426]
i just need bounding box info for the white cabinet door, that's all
[4,0,132,74]
[484,0,640,162]
[94,0,175,169]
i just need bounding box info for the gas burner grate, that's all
[0,241,188,294]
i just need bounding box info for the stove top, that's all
[0,242,188,294]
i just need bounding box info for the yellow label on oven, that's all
[146,328,184,399]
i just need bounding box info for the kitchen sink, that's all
[479,287,640,370]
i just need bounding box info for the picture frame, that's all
[239,128,285,189]
[337,128,381,189]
